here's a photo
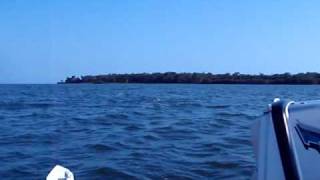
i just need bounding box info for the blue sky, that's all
[1,0,320,83]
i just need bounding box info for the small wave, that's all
[113,142,130,149]
[223,137,251,146]
[192,143,224,152]
[132,111,145,116]
[206,105,230,109]
[208,121,227,129]
[215,112,257,120]
[6,151,32,160]
[150,126,174,133]
[4,167,37,178]
[169,101,203,108]
[129,152,145,159]
[183,152,213,159]
[191,169,214,178]
[83,104,108,108]
[26,102,56,108]
[17,112,55,119]
[151,127,198,140]
[7,133,59,145]
[0,102,56,110]
[85,167,138,179]
[105,114,129,120]
[10,133,36,144]
[206,160,241,169]
[210,118,235,127]
[72,117,87,121]
[124,124,143,131]
[86,144,116,152]
[161,174,194,180]
[143,134,160,141]
[93,114,130,126]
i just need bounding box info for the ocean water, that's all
[1,84,320,180]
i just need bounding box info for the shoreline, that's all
[59,82,320,85]
[60,72,320,85]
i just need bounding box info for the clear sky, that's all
[1,0,320,83]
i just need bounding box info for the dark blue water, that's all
[1,84,320,179]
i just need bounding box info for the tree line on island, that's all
[61,72,320,84]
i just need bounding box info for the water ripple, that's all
[1,84,312,179]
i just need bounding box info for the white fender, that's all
[46,165,74,180]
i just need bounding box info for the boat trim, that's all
[271,100,300,180]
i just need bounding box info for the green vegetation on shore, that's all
[61,72,320,84]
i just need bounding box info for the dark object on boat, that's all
[296,122,320,153]
[252,99,320,180]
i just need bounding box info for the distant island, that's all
[60,72,320,84]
